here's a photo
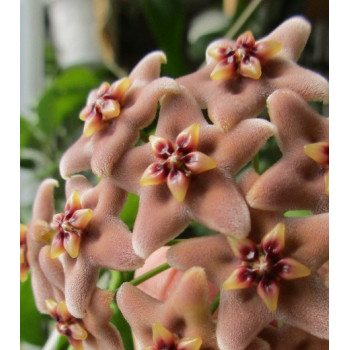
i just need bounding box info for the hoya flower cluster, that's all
[21,17,329,350]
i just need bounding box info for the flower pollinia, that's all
[223,223,310,311]
[45,299,88,350]
[304,141,329,195]
[20,224,30,282]
[50,190,93,259]
[140,123,217,202]
[145,323,202,350]
[79,77,130,137]
[208,31,281,80]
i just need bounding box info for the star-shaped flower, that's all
[60,51,182,178]
[20,223,30,282]
[50,190,93,259]
[28,175,143,318]
[38,247,124,349]
[246,89,329,213]
[167,170,329,350]
[177,16,329,130]
[117,267,219,349]
[111,87,276,258]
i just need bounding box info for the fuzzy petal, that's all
[257,278,280,311]
[167,169,190,202]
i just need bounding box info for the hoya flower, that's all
[50,190,93,259]
[167,170,328,349]
[111,88,275,258]
[177,16,329,130]
[45,299,88,350]
[39,247,124,349]
[117,267,219,349]
[60,51,181,178]
[56,175,143,317]
[246,89,329,213]
[208,30,281,80]
[20,224,30,282]
[140,123,217,202]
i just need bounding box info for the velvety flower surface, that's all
[117,267,219,350]
[259,324,329,350]
[177,16,329,130]
[167,170,329,350]
[20,223,30,282]
[39,246,124,350]
[57,175,143,318]
[111,88,276,258]
[26,179,61,312]
[60,51,182,178]
[246,89,329,213]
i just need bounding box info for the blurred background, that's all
[20,0,328,348]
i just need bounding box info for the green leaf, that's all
[20,274,47,345]
[37,66,101,136]
[111,303,134,350]
[284,210,312,218]
[141,0,188,77]
[119,193,139,229]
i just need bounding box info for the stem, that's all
[108,270,123,292]
[252,153,260,174]
[129,263,171,286]
[224,0,263,39]
[210,293,221,314]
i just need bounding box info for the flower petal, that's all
[261,223,285,258]
[207,45,234,61]
[140,162,168,186]
[20,224,27,242]
[107,76,131,102]
[20,265,29,282]
[227,236,258,261]
[69,322,88,340]
[210,58,237,80]
[50,234,65,259]
[70,208,93,230]
[149,135,175,159]
[222,266,256,290]
[45,299,58,317]
[167,169,190,202]
[152,323,176,348]
[183,151,217,174]
[325,170,329,195]
[236,31,256,47]
[303,141,329,167]
[240,56,262,80]
[63,232,81,259]
[275,257,311,280]
[65,190,83,216]
[255,40,282,61]
[79,105,92,121]
[178,337,203,350]
[257,278,280,312]
[56,300,71,323]
[175,123,200,152]
[100,99,121,120]
[83,113,105,137]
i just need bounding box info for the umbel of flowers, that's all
[21,16,329,350]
